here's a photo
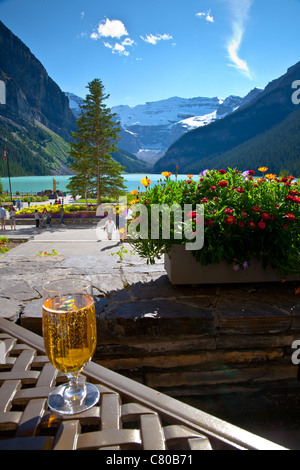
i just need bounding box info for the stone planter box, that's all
[164,245,300,285]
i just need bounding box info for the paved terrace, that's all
[1,223,300,449]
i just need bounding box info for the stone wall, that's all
[3,246,300,426]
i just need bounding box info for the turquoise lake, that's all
[1,173,297,195]
[0,174,188,195]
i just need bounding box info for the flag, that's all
[3,146,6,161]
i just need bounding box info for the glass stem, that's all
[64,373,86,406]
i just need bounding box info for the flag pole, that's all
[4,140,13,203]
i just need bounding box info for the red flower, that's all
[258,221,267,230]
[238,221,245,228]
[252,206,261,212]
[248,170,255,176]
[201,198,208,203]
[260,212,271,220]
[242,212,248,217]
[187,211,197,219]
[236,187,245,193]
[289,191,299,196]
[285,213,296,222]
[210,185,216,191]
[225,216,237,225]
[247,221,256,230]
[224,208,233,214]
[206,219,214,227]
[292,196,300,204]
[218,169,226,174]
[218,181,228,187]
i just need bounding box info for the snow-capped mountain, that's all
[65,88,263,164]
[65,92,85,118]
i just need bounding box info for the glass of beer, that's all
[42,279,99,415]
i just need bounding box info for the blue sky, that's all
[1,0,300,107]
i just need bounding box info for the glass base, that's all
[48,382,100,415]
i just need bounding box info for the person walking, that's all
[104,215,116,240]
[60,204,65,225]
[34,210,40,229]
[0,205,6,231]
[9,206,16,230]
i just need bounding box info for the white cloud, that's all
[140,33,173,45]
[196,10,214,23]
[91,18,128,40]
[104,38,132,56]
[122,37,135,47]
[226,0,253,78]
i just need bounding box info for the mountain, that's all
[0,20,78,176]
[64,92,150,173]
[0,21,148,176]
[66,89,263,166]
[0,21,77,140]
[154,61,300,174]
[111,90,263,163]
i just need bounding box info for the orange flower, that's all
[130,190,138,195]
[141,178,151,187]
[265,174,277,180]
[258,167,268,173]
[161,171,172,178]
[187,174,193,179]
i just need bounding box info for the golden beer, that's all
[42,294,96,374]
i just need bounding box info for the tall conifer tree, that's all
[67,79,125,207]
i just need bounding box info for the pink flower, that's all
[225,216,237,225]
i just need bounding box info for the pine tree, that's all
[67,79,126,207]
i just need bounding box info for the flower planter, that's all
[164,245,300,285]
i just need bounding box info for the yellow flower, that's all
[141,177,151,187]
[258,167,268,173]
[265,173,277,180]
[161,171,172,178]
[130,190,138,195]
[187,174,193,179]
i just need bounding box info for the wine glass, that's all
[42,279,100,415]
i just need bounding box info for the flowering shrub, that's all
[131,168,300,277]
[0,237,9,254]
[15,204,99,218]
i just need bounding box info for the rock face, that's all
[0,20,76,140]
